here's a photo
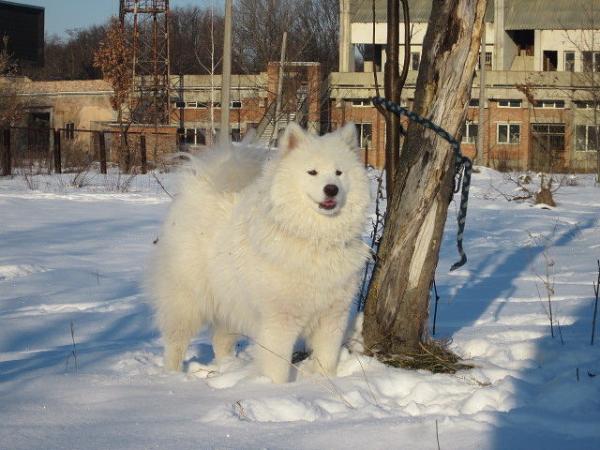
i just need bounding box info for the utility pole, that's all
[272,31,288,145]
[478,22,487,166]
[220,0,233,144]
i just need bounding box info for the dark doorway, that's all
[543,50,558,71]
[508,30,534,56]
[530,123,565,171]
[26,111,51,157]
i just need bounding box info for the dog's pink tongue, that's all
[320,199,337,210]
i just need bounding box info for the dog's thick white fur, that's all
[148,122,370,383]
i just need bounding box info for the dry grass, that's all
[374,339,473,374]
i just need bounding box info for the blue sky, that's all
[18,0,213,37]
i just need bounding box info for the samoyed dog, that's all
[148,122,370,383]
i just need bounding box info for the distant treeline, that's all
[22,0,339,81]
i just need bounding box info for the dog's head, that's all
[267,122,370,240]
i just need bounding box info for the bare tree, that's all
[23,26,106,81]
[0,36,24,128]
[363,0,488,359]
[233,0,338,74]
[93,18,135,172]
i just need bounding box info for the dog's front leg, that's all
[308,308,348,377]
[255,317,301,383]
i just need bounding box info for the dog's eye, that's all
[336,170,343,176]
[307,170,318,176]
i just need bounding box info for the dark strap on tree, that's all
[372,96,471,271]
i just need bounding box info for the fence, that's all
[0,126,180,177]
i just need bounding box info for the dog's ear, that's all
[337,122,358,149]
[279,122,308,154]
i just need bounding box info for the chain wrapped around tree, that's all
[361,0,488,370]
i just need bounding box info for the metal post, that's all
[53,129,62,174]
[140,134,147,174]
[273,31,288,145]
[99,131,107,175]
[478,22,487,166]
[1,128,10,176]
[220,0,233,143]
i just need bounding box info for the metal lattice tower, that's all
[119,0,171,125]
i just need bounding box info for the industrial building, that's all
[0,0,44,67]
[7,0,600,172]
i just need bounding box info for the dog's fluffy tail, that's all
[178,134,269,194]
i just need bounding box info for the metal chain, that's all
[372,96,472,271]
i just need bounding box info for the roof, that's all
[350,0,495,23]
[504,0,600,30]
[17,79,113,95]
[0,0,44,11]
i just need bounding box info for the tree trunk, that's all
[383,0,401,193]
[363,0,487,355]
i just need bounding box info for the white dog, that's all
[148,122,370,383]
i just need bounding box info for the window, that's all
[230,100,242,109]
[354,123,372,149]
[350,99,370,107]
[575,125,599,152]
[186,101,198,109]
[543,50,558,71]
[478,51,492,69]
[533,100,565,109]
[411,52,420,71]
[469,99,480,107]
[575,101,599,109]
[174,101,186,109]
[183,128,206,146]
[532,124,565,152]
[64,122,75,140]
[497,123,520,144]
[485,51,492,69]
[498,99,522,108]
[462,121,478,144]
[564,51,575,72]
[583,51,600,72]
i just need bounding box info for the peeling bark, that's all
[363,0,487,355]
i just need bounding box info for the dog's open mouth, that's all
[318,198,337,210]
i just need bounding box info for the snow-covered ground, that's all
[1,168,599,450]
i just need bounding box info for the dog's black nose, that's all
[323,184,339,197]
